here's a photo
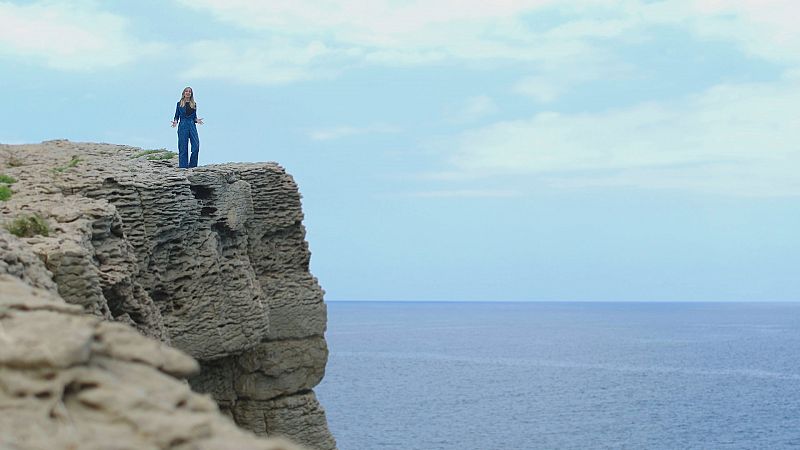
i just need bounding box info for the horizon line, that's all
[325,299,800,304]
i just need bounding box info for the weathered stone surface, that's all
[0,141,335,449]
[0,229,57,293]
[190,337,328,402]
[233,392,337,450]
[0,276,305,450]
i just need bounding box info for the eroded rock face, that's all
[0,274,305,450]
[0,141,336,449]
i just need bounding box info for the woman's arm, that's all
[172,103,180,127]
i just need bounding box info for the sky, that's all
[1,0,798,301]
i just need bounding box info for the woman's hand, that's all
[171,120,177,128]
[196,118,204,125]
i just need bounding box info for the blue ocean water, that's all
[315,302,800,450]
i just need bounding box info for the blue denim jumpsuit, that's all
[174,101,199,168]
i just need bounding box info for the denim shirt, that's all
[173,102,197,127]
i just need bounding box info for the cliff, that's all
[0,141,336,450]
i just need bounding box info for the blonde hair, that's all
[179,86,196,109]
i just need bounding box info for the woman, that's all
[171,87,204,168]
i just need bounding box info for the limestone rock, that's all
[0,276,306,450]
[190,337,328,403]
[233,392,337,449]
[0,141,335,449]
[0,229,57,293]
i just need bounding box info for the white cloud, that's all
[176,0,555,39]
[514,76,564,103]
[685,0,800,64]
[183,39,359,84]
[176,0,618,64]
[0,2,163,70]
[445,74,800,196]
[175,0,620,85]
[174,0,800,98]
[309,124,399,141]
[512,47,632,102]
[448,95,499,123]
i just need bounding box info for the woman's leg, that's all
[188,126,200,168]
[177,127,189,168]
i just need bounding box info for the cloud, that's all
[182,39,359,84]
[445,74,800,196]
[684,0,800,64]
[175,0,620,85]
[0,1,163,70]
[513,76,564,103]
[176,0,619,64]
[512,51,631,102]
[175,0,555,40]
[174,0,800,101]
[448,95,499,123]
[308,124,399,141]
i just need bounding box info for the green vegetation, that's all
[52,155,82,173]
[5,214,49,237]
[130,148,177,160]
[132,149,165,158]
[0,174,15,201]
[147,151,177,160]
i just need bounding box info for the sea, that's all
[315,301,800,450]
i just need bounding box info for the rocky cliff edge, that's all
[0,141,336,450]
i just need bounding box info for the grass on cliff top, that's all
[147,151,177,160]
[52,155,82,173]
[131,149,164,158]
[5,214,49,237]
[131,148,177,160]
[0,174,14,201]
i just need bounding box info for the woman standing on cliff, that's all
[171,87,204,168]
